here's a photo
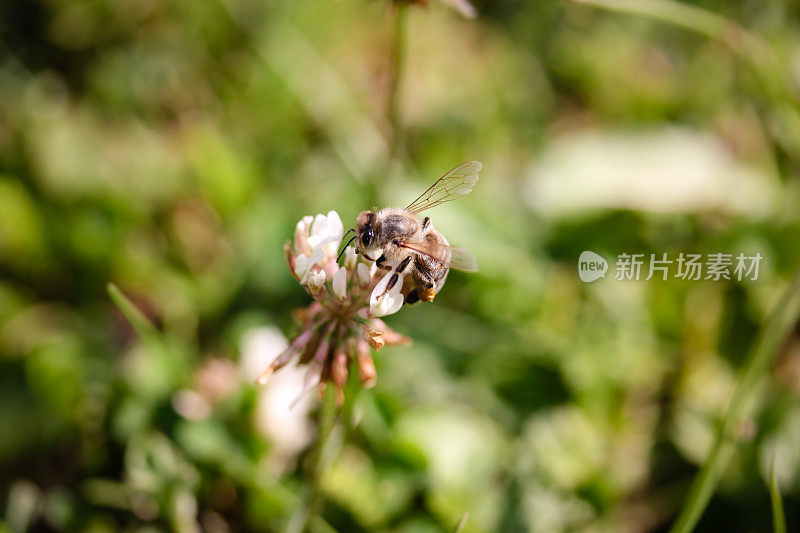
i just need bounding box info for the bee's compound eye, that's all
[361,228,373,247]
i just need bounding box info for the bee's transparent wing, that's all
[405,161,482,214]
[448,246,478,272]
[399,241,478,272]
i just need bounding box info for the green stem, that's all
[286,387,339,533]
[769,453,787,533]
[307,388,338,527]
[670,269,800,533]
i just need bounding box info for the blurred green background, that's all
[3,0,800,531]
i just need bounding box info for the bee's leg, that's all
[382,256,412,292]
[413,257,439,302]
[373,272,402,301]
[376,253,391,271]
[405,289,421,305]
[422,217,431,230]
[375,255,413,298]
[396,255,413,274]
[413,256,435,287]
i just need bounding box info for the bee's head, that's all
[356,210,376,250]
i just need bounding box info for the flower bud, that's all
[284,241,296,274]
[332,350,348,389]
[370,318,411,346]
[344,246,357,270]
[294,215,313,255]
[363,328,384,351]
[356,340,377,388]
[307,266,326,293]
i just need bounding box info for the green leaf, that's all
[106,283,157,340]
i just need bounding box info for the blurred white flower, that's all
[172,389,211,420]
[240,326,314,471]
[256,364,314,471]
[240,326,289,382]
[526,128,779,219]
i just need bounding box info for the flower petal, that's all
[308,214,328,248]
[308,247,325,267]
[294,253,309,281]
[294,215,314,254]
[296,215,313,234]
[371,292,404,317]
[344,246,357,270]
[332,266,347,300]
[326,210,343,241]
[310,213,327,237]
[370,270,404,317]
[356,263,372,287]
[307,267,326,292]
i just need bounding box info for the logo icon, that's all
[578,251,608,282]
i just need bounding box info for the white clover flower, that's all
[266,211,413,403]
[172,389,211,420]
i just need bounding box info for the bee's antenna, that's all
[339,228,354,249]
[337,230,357,263]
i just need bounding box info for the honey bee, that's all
[341,161,481,304]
